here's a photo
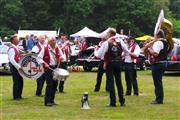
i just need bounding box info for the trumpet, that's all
[87,52,95,62]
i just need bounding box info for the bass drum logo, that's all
[18,54,44,80]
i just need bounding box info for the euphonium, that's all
[161,18,174,53]
[143,10,174,57]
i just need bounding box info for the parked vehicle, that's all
[76,48,99,71]
[165,44,180,71]
[76,47,150,71]
[0,45,10,71]
[136,53,149,70]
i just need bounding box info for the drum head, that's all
[54,68,69,76]
[18,53,44,80]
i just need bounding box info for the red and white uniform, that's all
[37,44,63,67]
[124,42,140,64]
[59,42,71,63]
[8,44,22,69]
[32,42,44,54]
[148,41,164,64]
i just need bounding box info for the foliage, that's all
[173,20,180,37]
[0,0,179,38]
[0,0,26,37]
[169,0,180,19]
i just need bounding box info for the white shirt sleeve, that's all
[31,46,39,53]
[8,48,21,69]
[37,47,45,64]
[58,47,66,61]
[133,45,141,57]
[118,39,129,53]
[152,41,164,54]
[94,41,109,59]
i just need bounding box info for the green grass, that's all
[0,70,180,120]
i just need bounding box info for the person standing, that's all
[32,35,46,97]
[94,28,127,107]
[37,36,63,106]
[22,35,29,52]
[148,30,168,104]
[8,35,24,100]
[57,34,71,93]
[0,36,3,45]
[124,36,140,96]
[80,37,87,51]
[27,34,35,51]
[94,37,109,92]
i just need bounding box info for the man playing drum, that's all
[8,35,24,100]
[37,36,63,106]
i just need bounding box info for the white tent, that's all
[70,27,100,38]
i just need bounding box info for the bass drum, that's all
[18,53,44,80]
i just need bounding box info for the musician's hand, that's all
[148,48,153,53]
[43,62,49,69]
[94,46,99,51]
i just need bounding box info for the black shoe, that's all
[120,98,126,106]
[94,88,99,92]
[125,93,131,96]
[120,103,126,106]
[52,102,58,106]
[36,94,44,97]
[13,98,21,101]
[45,103,53,107]
[151,100,163,104]
[134,94,139,96]
[106,103,116,107]
[59,91,65,93]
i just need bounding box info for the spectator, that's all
[0,36,2,45]
[22,35,29,52]
[27,34,35,51]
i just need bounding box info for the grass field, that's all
[0,70,180,120]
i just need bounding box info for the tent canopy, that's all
[70,27,100,38]
[135,35,151,41]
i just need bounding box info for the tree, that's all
[0,0,26,37]
[0,0,178,37]
[21,0,53,30]
[169,0,180,19]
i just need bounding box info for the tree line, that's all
[0,0,179,38]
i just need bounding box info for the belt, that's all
[125,62,134,64]
[109,60,120,62]
[49,65,57,69]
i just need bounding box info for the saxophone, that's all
[143,10,174,57]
